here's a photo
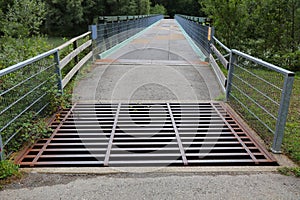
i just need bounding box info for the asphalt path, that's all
[1,172,299,200]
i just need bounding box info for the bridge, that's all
[0,15,295,167]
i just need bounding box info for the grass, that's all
[278,167,300,177]
[283,74,300,164]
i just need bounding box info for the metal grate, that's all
[16,102,277,167]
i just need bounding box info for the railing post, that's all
[89,25,97,60]
[73,40,79,63]
[226,50,235,101]
[54,51,63,94]
[271,74,295,153]
[0,133,3,160]
[207,26,214,56]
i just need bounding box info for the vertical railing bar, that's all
[272,74,295,153]
[226,51,235,101]
[104,103,121,166]
[54,51,63,94]
[73,40,79,64]
[0,132,3,160]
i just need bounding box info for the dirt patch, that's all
[0,172,96,191]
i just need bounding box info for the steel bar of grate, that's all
[167,103,188,165]
[30,103,77,166]
[104,103,121,166]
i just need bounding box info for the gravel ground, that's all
[1,172,299,200]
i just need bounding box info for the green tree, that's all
[200,0,249,48]
[150,4,166,14]
[1,0,46,37]
[137,0,151,15]
[200,0,300,71]
[44,0,84,36]
[128,0,138,15]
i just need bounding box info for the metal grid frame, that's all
[16,102,276,167]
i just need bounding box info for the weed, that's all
[278,167,300,177]
[0,160,19,180]
[214,93,225,101]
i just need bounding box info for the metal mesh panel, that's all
[93,15,163,57]
[175,14,212,56]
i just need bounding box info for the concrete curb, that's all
[20,166,279,175]
[174,20,207,61]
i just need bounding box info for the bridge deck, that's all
[15,19,278,167]
[73,19,221,102]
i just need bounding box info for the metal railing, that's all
[226,50,294,153]
[91,15,163,58]
[0,15,165,160]
[210,36,231,92]
[0,32,92,160]
[178,14,295,153]
[175,14,213,57]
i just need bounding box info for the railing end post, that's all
[0,138,4,161]
[272,73,294,153]
[271,147,282,154]
[90,25,97,40]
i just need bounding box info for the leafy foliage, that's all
[278,167,300,177]
[0,0,46,37]
[201,0,300,71]
[0,160,19,180]
[0,36,52,70]
[150,4,167,14]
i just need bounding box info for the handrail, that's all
[98,14,160,23]
[213,36,231,53]
[0,31,93,160]
[0,49,57,77]
[231,49,295,75]
[57,31,91,51]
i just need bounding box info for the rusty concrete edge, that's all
[20,166,281,175]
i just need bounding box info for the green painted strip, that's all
[99,19,162,59]
[175,21,207,61]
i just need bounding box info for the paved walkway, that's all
[73,19,221,102]
[1,173,299,199]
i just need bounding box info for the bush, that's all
[0,160,19,180]
[0,36,52,70]
[0,0,46,38]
